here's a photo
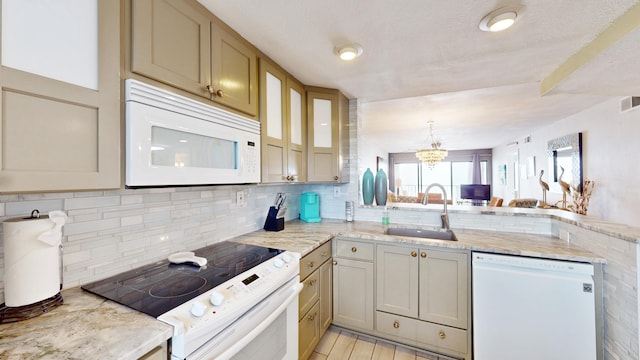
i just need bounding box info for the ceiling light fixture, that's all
[336,44,363,61]
[479,6,520,32]
[416,122,448,169]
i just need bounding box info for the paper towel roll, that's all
[3,212,66,307]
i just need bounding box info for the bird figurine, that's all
[539,170,549,207]
[558,166,571,209]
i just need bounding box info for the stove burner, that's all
[149,274,207,299]
[117,265,173,289]
[211,251,262,271]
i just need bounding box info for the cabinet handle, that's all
[411,251,417,257]
[351,247,357,253]
[205,85,223,98]
[393,321,400,329]
[308,261,315,268]
[333,260,338,265]
[308,313,316,321]
[421,252,427,259]
[439,330,446,340]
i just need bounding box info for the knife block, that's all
[263,206,284,231]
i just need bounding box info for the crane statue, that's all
[538,170,549,207]
[558,166,571,209]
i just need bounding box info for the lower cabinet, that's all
[332,237,375,331]
[299,240,332,360]
[331,237,471,360]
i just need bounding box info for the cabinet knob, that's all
[205,85,223,98]
[333,260,338,265]
[393,321,400,329]
[334,176,339,181]
[320,252,328,258]
[421,252,427,259]
[351,247,357,253]
[308,313,316,321]
[308,279,316,286]
[411,251,417,257]
[439,330,446,340]
[308,261,315,268]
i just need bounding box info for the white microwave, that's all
[125,79,260,186]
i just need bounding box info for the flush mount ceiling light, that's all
[479,6,520,32]
[336,44,363,61]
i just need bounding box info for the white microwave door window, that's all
[151,126,237,169]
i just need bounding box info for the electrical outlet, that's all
[236,190,246,207]
[333,186,341,197]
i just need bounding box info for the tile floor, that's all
[309,326,446,360]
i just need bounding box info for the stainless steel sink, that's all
[385,227,458,241]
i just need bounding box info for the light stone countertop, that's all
[0,218,604,360]
[233,219,606,263]
[0,288,173,360]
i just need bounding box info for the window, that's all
[389,150,492,203]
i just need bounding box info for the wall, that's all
[492,97,640,227]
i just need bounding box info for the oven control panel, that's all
[158,250,300,359]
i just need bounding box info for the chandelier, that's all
[416,122,448,169]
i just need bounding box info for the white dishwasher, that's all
[472,252,597,360]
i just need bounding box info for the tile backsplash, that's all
[0,184,303,303]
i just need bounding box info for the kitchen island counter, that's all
[0,287,172,360]
[233,219,605,263]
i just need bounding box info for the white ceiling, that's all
[198,0,640,152]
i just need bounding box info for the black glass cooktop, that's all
[82,241,282,318]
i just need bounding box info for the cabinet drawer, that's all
[334,238,374,261]
[299,302,321,360]
[299,270,320,319]
[376,311,468,355]
[300,240,332,280]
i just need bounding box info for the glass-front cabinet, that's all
[306,87,350,183]
[260,59,307,183]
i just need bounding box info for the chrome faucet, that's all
[421,183,450,230]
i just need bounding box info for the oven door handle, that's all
[188,280,303,360]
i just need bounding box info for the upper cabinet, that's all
[130,0,258,117]
[260,59,307,183]
[0,0,120,193]
[306,87,350,183]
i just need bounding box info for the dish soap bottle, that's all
[382,206,389,225]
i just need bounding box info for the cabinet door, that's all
[376,244,419,318]
[260,60,287,182]
[286,78,307,182]
[307,90,339,182]
[131,0,211,97]
[333,258,374,330]
[319,259,333,333]
[419,249,469,329]
[211,21,258,116]
[0,0,120,192]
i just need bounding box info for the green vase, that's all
[362,168,374,205]
[375,169,388,206]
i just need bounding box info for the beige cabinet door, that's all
[211,21,258,116]
[333,257,374,331]
[286,77,307,182]
[307,89,339,182]
[419,249,469,329]
[260,60,287,182]
[0,0,120,193]
[376,244,419,318]
[131,0,211,97]
[319,259,333,333]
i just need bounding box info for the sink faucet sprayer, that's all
[421,183,450,230]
